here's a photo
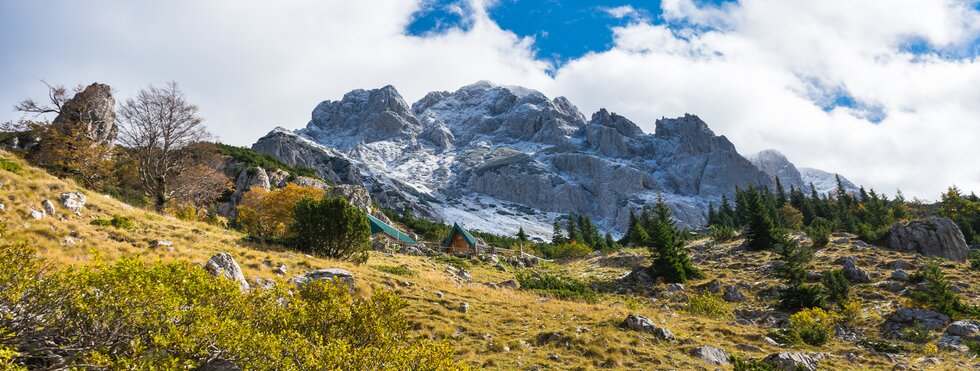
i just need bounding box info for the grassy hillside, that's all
[1,149,978,369]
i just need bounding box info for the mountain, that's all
[748,149,859,196]
[747,149,805,190]
[253,82,799,237]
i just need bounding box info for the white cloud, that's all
[600,5,640,20]
[1,0,978,199]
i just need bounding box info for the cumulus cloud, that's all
[0,0,978,198]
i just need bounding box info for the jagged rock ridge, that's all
[252,82,843,238]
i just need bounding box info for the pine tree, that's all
[620,210,639,245]
[604,232,616,251]
[707,203,718,227]
[648,196,701,283]
[718,195,735,228]
[566,213,581,242]
[774,236,827,311]
[775,177,787,207]
[743,186,779,251]
[516,227,528,242]
[630,224,650,247]
[551,219,565,245]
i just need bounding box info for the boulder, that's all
[498,279,519,289]
[885,260,913,270]
[620,314,674,341]
[691,345,730,365]
[886,218,970,261]
[838,256,872,283]
[723,285,747,302]
[938,320,980,352]
[881,308,951,339]
[204,253,249,291]
[460,302,470,313]
[41,199,56,216]
[763,353,818,371]
[273,264,287,276]
[290,268,356,293]
[890,269,909,281]
[665,283,685,293]
[59,192,87,214]
[29,209,45,220]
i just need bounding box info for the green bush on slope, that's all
[0,243,462,370]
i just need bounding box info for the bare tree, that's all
[117,82,212,211]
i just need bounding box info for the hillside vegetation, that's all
[2,151,980,369]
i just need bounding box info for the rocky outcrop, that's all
[289,268,356,293]
[691,345,730,365]
[763,353,817,371]
[938,320,980,352]
[886,218,970,262]
[204,253,249,291]
[620,314,674,340]
[838,256,872,283]
[881,308,951,339]
[52,83,117,147]
[59,192,86,214]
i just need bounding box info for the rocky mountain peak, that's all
[303,85,422,149]
[748,149,805,189]
[590,108,644,138]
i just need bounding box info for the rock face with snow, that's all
[749,149,859,195]
[799,167,859,196]
[748,149,805,190]
[251,81,852,237]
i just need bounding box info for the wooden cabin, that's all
[442,223,479,255]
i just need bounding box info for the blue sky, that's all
[406,0,978,125]
[1,0,979,198]
[408,0,739,64]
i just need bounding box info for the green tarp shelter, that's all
[367,214,416,245]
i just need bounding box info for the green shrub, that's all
[969,250,980,271]
[857,339,907,354]
[551,241,593,260]
[899,325,933,344]
[710,225,736,242]
[432,254,471,270]
[778,284,827,312]
[907,260,980,318]
[90,215,135,230]
[854,223,888,244]
[783,307,838,346]
[822,269,851,305]
[0,243,462,370]
[805,223,831,248]
[0,157,21,173]
[730,355,776,371]
[685,290,733,319]
[966,340,980,357]
[371,264,417,277]
[515,271,597,303]
[290,196,370,263]
[382,208,451,242]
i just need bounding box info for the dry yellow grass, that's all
[1,149,977,370]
